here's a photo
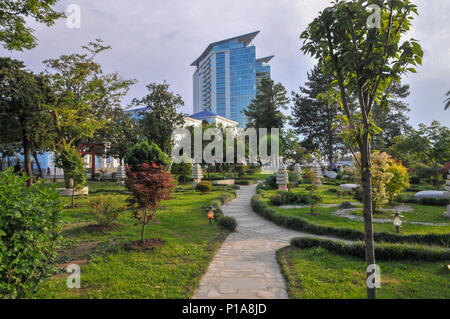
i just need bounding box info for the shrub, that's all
[0,169,63,298]
[218,216,237,232]
[126,163,176,244]
[245,169,255,175]
[386,162,410,204]
[125,140,171,169]
[171,162,192,185]
[266,174,278,189]
[87,195,126,226]
[196,181,213,194]
[418,197,449,206]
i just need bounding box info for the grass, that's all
[277,246,450,299]
[260,185,450,235]
[35,181,234,299]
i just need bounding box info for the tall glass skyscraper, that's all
[192,31,273,127]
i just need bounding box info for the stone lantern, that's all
[311,161,322,186]
[192,163,203,187]
[276,164,289,191]
[116,165,127,185]
[444,169,450,218]
[294,163,302,179]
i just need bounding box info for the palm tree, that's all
[445,90,450,110]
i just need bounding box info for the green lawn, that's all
[261,185,450,235]
[278,246,450,299]
[35,182,234,299]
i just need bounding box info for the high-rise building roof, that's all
[191,31,260,67]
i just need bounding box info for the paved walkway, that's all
[194,185,348,299]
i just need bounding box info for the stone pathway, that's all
[194,185,349,299]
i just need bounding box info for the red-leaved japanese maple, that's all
[125,162,175,245]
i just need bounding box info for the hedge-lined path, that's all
[194,185,350,299]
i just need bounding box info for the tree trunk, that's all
[22,135,33,187]
[434,163,440,190]
[32,150,44,179]
[141,223,146,244]
[360,138,376,299]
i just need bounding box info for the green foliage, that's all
[55,146,87,189]
[134,82,186,154]
[269,191,312,206]
[290,237,450,262]
[217,216,237,232]
[0,0,64,51]
[0,57,55,185]
[244,78,290,129]
[386,162,410,204]
[105,110,141,162]
[44,40,136,151]
[251,195,450,246]
[0,168,63,298]
[291,64,342,164]
[125,140,171,169]
[87,195,126,226]
[171,162,192,184]
[196,181,213,194]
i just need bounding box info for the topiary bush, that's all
[87,194,127,226]
[196,181,213,194]
[125,140,171,169]
[0,169,63,298]
[218,216,237,232]
[269,191,312,206]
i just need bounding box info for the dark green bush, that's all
[251,195,450,246]
[0,169,63,298]
[266,174,278,189]
[196,181,213,194]
[218,216,237,232]
[269,191,314,206]
[245,169,255,175]
[290,237,450,262]
[125,140,170,168]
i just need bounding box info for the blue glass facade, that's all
[216,52,226,116]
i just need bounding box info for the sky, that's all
[2,0,449,128]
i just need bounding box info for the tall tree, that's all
[0,58,54,186]
[372,83,412,151]
[301,0,423,299]
[44,40,135,183]
[244,78,290,129]
[291,65,342,167]
[0,0,64,51]
[44,39,135,150]
[134,82,186,155]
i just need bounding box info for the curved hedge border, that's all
[251,195,450,247]
[209,191,237,219]
[290,237,450,262]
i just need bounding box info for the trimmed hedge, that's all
[396,194,449,206]
[290,237,450,262]
[236,180,257,186]
[218,216,238,232]
[251,195,450,247]
[269,191,321,206]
